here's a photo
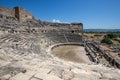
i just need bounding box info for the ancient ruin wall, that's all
[42,22,83,35]
[0,6,33,21]
[14,7,33,21]
[0,6,15,18]
[0,6,83,35]
[71,23,83,35]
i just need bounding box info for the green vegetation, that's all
[105,33,120,39]
[101,37,113,44]
[101,32,120,45]
[84,31,120,45]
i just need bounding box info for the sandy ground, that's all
[52,45,91,64]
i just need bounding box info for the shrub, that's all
[106,33,118,39]
[101,37,113,44]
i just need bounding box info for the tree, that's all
[101,37,113,44]
[106,33,118,39]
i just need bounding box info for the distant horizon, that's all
[0,0,120,29]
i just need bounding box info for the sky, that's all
[0,0,120,29]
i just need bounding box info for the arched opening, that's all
[71,30,74,33]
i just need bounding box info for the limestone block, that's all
[30,78,41,80]
[10,73,32,80]
[25,70,37,76]
[62,70,73,80]
[0,74,11,80]
[34,73,62,80]
[37,68,51,74]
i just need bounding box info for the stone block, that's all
[10,73,32,80]
[34,73,62,80]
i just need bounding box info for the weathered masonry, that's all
[0,6,83,35]
[0,6,33,21]
[14,6,33,21]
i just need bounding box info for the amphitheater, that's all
[0,6,120,80]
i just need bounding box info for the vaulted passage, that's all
[51,45,91,64]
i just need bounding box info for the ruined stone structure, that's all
[0,6,14,17]
[0,6,83,35]
[0,6,33,21]
[14,6,33,21]
[0,6,120,80]
[41,22,83,35]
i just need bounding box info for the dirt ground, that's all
[51,45,91,64]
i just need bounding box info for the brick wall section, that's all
[0,6,15,17]
[0,6,33,21]
[14,7,33,21]
[71,23,83,35]
[42,22,83,35]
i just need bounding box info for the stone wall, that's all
[0,6,15,17]
[71,23,83,34]
[0,6,83,35]
[42,22,83,35]
[0,6,33,22]
[14,7,33,21]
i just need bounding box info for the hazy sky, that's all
[0,0,120,29]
